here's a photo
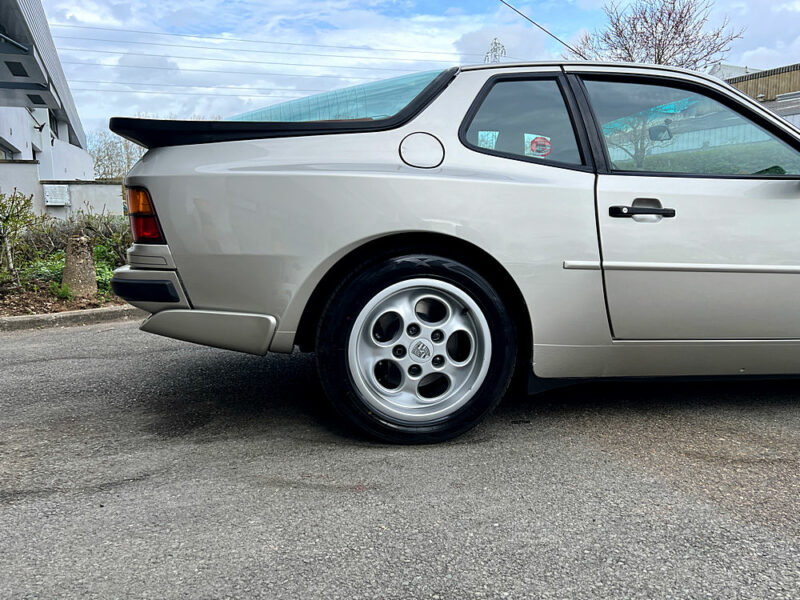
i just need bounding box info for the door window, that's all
[463,78,584,166]
[583,79,800,176]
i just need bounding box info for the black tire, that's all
[315,253,517,443]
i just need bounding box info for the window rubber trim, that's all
[457,71,595,173]
[565,74,610,174]
[576,72,800,180]
[109,67,459,149]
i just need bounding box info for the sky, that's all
[38,0,800,135]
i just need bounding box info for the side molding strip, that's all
[563,260,601,270]
[603,262,800,274]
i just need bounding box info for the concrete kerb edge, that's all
[0,305,147,332]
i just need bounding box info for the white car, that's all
[110,62,800,443]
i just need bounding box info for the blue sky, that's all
[39,0,800,134]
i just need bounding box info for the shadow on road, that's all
[134,345,800,446]
[502,376,800,415]
[134,350,353,442]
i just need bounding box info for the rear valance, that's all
[109,67,458,149]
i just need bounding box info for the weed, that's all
[48,281,72,301]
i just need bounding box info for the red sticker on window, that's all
[531,136,552,157]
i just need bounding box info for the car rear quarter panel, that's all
[125,68,610,362]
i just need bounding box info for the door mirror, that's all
[648,124,673,142]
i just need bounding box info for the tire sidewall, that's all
[316,254,517,443]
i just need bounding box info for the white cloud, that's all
[739,34,800,69]
[39,0,800,135]
[454,24,552,63]
[43,0,539,132]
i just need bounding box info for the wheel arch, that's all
[295,232,533,384]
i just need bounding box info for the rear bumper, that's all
[111,266,191,313]
[111,278,180,303]
[112,265,278,355]
[140,310,277,355]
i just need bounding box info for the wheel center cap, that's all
[409,339,433,363]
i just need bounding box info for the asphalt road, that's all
[1,322,800,599]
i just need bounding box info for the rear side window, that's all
[463,78,584,166]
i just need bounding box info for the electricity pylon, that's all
[484,38,507,63]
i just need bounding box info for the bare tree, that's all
[89,113,222,181]
[566,0,743,71]
[0,189,37,288]
[88,130,146,182]
[604,111,677,168]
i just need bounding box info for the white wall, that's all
[0,161,43,212]
[40,138,94,180]
[66,183,125,216]
[0,107,35,158]
[0,105,94,181]
[0,163,122,218]
[41,182,124,219]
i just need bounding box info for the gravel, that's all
[1,322,799,599]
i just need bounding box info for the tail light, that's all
[126,187,166,244]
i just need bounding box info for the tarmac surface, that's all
[1,321,799,598]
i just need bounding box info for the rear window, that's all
[230,70,448,123]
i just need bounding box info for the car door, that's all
[575,72,800,340]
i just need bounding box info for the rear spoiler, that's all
[109,67,458,149]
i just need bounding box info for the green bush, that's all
[18,251,65,285]
[48,280,72,301]
[0,200,132,300]
[16,212,131,268]
[15,245,117,297]
[96,262,114,293]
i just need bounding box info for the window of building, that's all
[462,78,584,166]
[583,79,800,176]
[49,111,59,139]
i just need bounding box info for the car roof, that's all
[460,61,703,77]
[458,61,734,92]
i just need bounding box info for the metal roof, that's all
[727,63,800,84]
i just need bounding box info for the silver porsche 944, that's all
[110,61,800,443]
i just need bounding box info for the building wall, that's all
[0,107,36,158]
[727,64,800,130]
[0,163,123,218]
[1,105,95,202]
[41,138,94,180]
[728,64,800,102]
[0,160,43,211]
[40,181,124,219]
[54,182,125,216]
[11,0,87,147]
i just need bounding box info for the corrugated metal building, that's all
[0,0,121,217]
[727,63,800,128]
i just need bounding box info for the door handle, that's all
[609,205,676,218]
